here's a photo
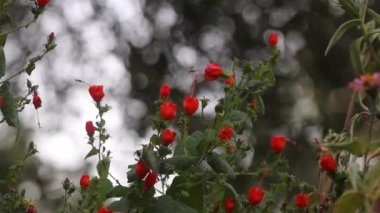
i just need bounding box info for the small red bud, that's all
[85,121,95,137]
[218,127,234,141]
[36,0,50,7]
[224,197,235,213]
[247,186,265,206]
[89,85,105,102]
[268,32,278,47]
[159,84,171,98]
[144,171,157,193]
[135,160,150,180]
[161,129,176,145]
[182,96,199,116]
[295,193,308,209]
[33,92,42,109]
[80,173,90,189]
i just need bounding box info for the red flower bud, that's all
[182,96,199,116]
[27,204,37,213]
[218,127,234,141]
[295,193,308,209]
[247,186,265,206]
[162,129,176,145]
[159,84,171,98]
[225,75,235,85]
[80,173,90,189]
[98,206,113,213]
[63,178,70,191]
[89,85,105,102]
[0,95,3,107]
[135,160,150,180]
[144,171,157,193]
[268,32,278,47]
[250,99,256,107]
[320,155,336,173]
[205,63,223,81]
[224,197,235,213]
[159,101,177,120]
[270,135,286,154]
[36,0,50,7]
[33,92,42,109]
[85,121,95,137]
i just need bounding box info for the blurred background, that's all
[1,0,379,211]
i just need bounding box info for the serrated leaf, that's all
[333,190,364,213]
[142,148,160,173]
[161,156,199,171]
[96,157,110,179]
[84,147,99,160]
[325,19,361,56]
[349,37,363,73]
[108,197,129,212]
[0,46,5,79]
[106,185,129,198]
[0,82,19,128]
[207,153,235,179]
[149,195,197,213]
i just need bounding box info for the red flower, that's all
[0,95,3,107]
[205,63,223,81]
[33,92,42,109]
[135,160,150,180]
[320,155,337,173]
[182,96,199,116]
[247,186,265,206]
[36,0,50,7]
[219,127,234,141]
[85,121,95,137]
[160,101,177,120]
[160,84,171,98]
[250,99,256,107]
[89,85,105,102]
[80,173,90,189]
[162,129,176,145]
[144,171,157,193]
[225,75,235,85]
[27,204,37,213]
[295,193,308,209]
[98,206,113,213]
[224,197,235,213]
[270,135,286,154]
[268,32,278,47]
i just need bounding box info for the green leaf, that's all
[359,0,368,21]
[84,147,99,160]
[363,162,380,200]
[207,153,235,179]
[96,157,110,179]
[338,0,359,17]
[222,182,243,209]
[126,166,137,183]
[106,185,129,198]
[0,82,19,128]
[325,19,361,56]
[349,37,363,73]
[333,190,364,213]
[175,131,205,156]
[166,176,204,211]
[0,46,5,79]
[368,9,380,26]
[149,195,197,213]
[142,148,160,173]
[108,197,129,212]
[227,110,253,128]
[161,156,199,171]
[323,140,371,156]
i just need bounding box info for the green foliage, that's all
[0,82,19,128]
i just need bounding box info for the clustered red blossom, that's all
[295,193,308,209]
[85,121,95,137]
[89,85,105,102]
[320,154,337,173]
[268,32,278,47]
[225,75,235,85]
[160,101,177,120]
[205,63,223,81]
[80,173,90,189]
[36,0,50,7]
[270,135,286,154]
[348,72,380,92]
[33,92,42,109]
[161,128,176,145]
[159,84,171,98]
[134,160,158,193]
[218,127,234,141]
[224,197,235,213]
[182,96,199,116]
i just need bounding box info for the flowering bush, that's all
[3,0,380,213]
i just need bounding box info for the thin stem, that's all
[0,18,37,37]
[108,172,122,186]
[364,98,376,172]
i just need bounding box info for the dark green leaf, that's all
[166,176,204,211]
[333,190,364,213]
[323,140,374,156]
[223,182,243,209]
[142,148,160,172]
[359,0,368,21]
[0,82,19,128]
[96,157,111,179]
[108,197,129,212]
[0,46,5,79]
[349,37,363,73]
[227,110,253,128]
[149,195,197,213]
[207,153,235,179]
[161,156,199,171]
[338,0,359,17]
[106,185,129,198]
[368,9,380,26]
[85,147,99,160]
[325,19,361,56]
